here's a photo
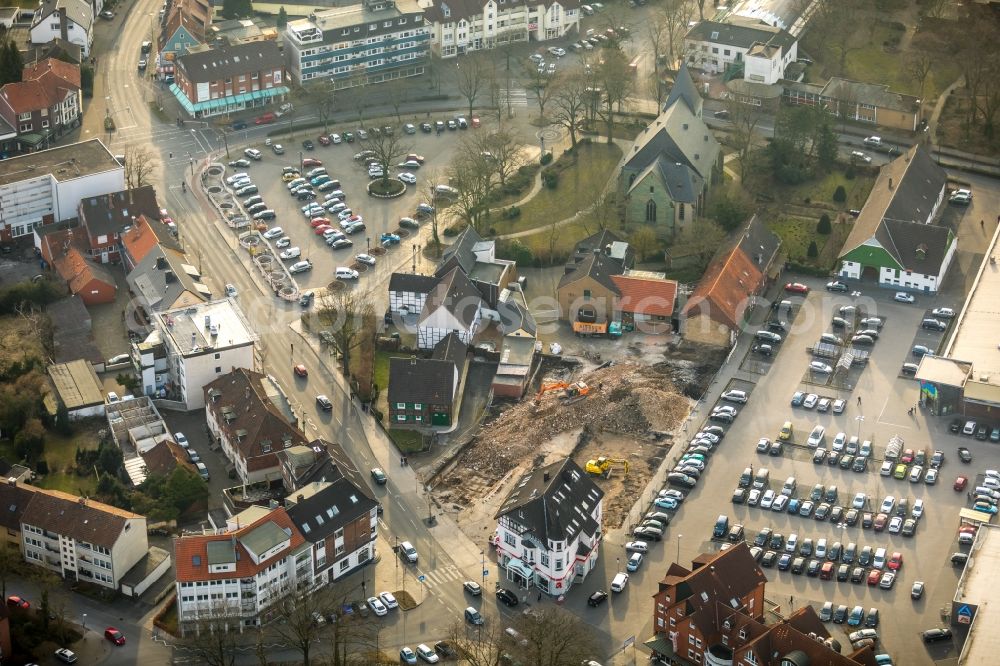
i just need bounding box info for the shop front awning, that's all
[169,83,195,114]
[644,635,696,665]
[506,558,534,579]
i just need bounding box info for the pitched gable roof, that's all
[685,18,797,52]
[23,57,81,88]
[495,458,604,544]
[0,481,36,533]
[497,288,537,337]
[558,251,624,292]
[121,214,181,265]
[663,63,701,114]
[0,79,59,115]
[173,507,304,582]
[204,368,308,472]
[285,478,377,544]
[177,40,282,84]
[629,155,704,204]
[611,274,678,317]
[79,185,161,239]
[840,145,949,265]
[419,266,482,329]
[625,100,720,183]
[389,272,438,294]
[438,225,485,276]
[34,0,93,30]
[126,244,209,312]
[423,0,580,25]
[51,244,116,297]
[20,486,141,548]
[161,0,212,47]
[387,355,457,405]
[140,439,190,477]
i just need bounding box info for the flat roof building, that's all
[952,524,1000,664]
[46,359,105,419]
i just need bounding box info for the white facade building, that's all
[174,508,314,627]
[388,272,437,315]
[423,0,579,57]
[19,485,149,589]
[493,458,603,596]
[30,0,94,57]
[684,18,797,85]
[3,139,123,241]
[145,299,257,410]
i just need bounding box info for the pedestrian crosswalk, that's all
[497,88,529,107]
[414,564,464,589]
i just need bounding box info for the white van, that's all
[610,572,629,592]
[873,547,887,570]
[244,148,262,160]
[335,267,359,280]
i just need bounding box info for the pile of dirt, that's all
[443,362,690,500]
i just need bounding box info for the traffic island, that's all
[395,589,418,610]
[367,178,406,198]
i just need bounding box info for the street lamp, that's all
[676,534,682,563]
[855,414,865,440]
[366,236,371,253]
[82,613,87,632]
[481,550,486,589]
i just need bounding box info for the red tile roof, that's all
[23,57,81,88]
[611,275,677,317]
[52,245,115,297]
[173,507,305,582]
[121,215,164,265]
[682,246,764,330]
[0,80,53,114]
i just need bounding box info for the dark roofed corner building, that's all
[837,145,953,293]
[77,184,161,263]
[493,458,604,597]
[170,40,288,118]
[388,332,469,427]
[682,214,781,347]
[646,542,877,666]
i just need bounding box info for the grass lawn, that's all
[491,142,622,236]
[768,215,852,270]
[389,429,425,453]
[772,171,876,211]
[0,423,101,496]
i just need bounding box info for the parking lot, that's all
[221,120,480,293]
[641,278,992,665]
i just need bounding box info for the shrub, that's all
[817,214,832,235]
[845,165,856,180]
[497,240,534,265]
[505,206,521,219]
[542,171,559,189]
[807,241,819,258]
[540,152,553,165]
[833,185,847,203]
[443,225,461,237]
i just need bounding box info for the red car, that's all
[302,158,323,168]
[254,112,276,125]
[901,448,914,464]
[873,513,888,531]
[104,627,126,645]
[888,552,903,570]
[6,595,29,610]
[317,135,331,146]
[784,282,809,294]
[954,476,969,491]
[310,217,331,227]
[314,225,333,235]
[293,364,308,378]
[867,570,881,586]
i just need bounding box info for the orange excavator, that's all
[534,381,591,406]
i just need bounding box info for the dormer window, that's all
[442,2,450,17]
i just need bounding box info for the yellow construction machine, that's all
[585,456,629,478]
[534,381,591,406]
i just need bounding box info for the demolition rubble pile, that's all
[461,362,690,482]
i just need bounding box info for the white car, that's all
[894,291,916,303]
[288,260,313,274]
[625,540,648,553]
[398,172,417,184]
[548,46,566,57]
[610,572,629,592]
[262,227,284,239]
[806,425,826,447]
[400,540,418,563]
[275,236,292,248]
[760,489,775,509]
[932,307,956,318]
[379,591,398,609]
[949,188,972,204]
[356,253,376,265]
[106,391,120,403]
[279,247,301,260]
[880,495,895,514]
[850,150,872,163]
[809,361,833,374]
[366,596,388,616]
[852,492,867,509]
[337,209,355,221]
[832,432,847,452]
[225,284,238,297]
[416,644,440,663]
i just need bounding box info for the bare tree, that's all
[661,0,693,70]
[629,226,660,262]
[923,0,949,19]
[811,0,869,75]
[695,0,706,20]
[124,145,157,190]
[510,606,601,666]
[484,57,505,124]
[348,66,370,126]
[644,10,671,107]
[904,53,933,106]
[317,288,376,375]
[597,49,634,143]
[421,177,444,250]
[670,220,727,272]
[552,67,590,150]
[366,128,412,188]
[979,53,1000,139]
[182,611,241,666]
[447,145,498,232]
[313,79,337,133]
[723,93,767,182]
[268,584,339,666]
[445,622,505,666]
[478,128,526,187]
[383,76,410,123]
[454,53,488,118]
[524,63,561,121]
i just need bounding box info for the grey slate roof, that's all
[79,185,160,239]
[35,0,92,30]
[558,251,625,292]
[663,63,701,115]
[685,18,796,52]
[497,291,537,337]
[432,331,469,373]
[387,356,456,405]
[419,266,483,328]
[840,145,949,266]
[736,213,782,270]
[423,0,579,25]
[177,40,282,84]
[438,225,484,276]
[389,272,439,294]
[624,95,720,184]
[284,472,376,546]
[495,458,604,544]
[629,155,704,204]
[126,245,209,312]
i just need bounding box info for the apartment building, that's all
[0,58,83,155]
[284,0,430,88]
[172,41,288,118]
[30,0,94,58]
[424,0,579,57]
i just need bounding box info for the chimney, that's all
[297,494,304,502]
[543,471,550,481]
[410,355,417,365]
[164,270,176,282]
[156,256,167,269]
[6,478,15,486]
[245,387,250,399]
[191,332,196,345]
[604,244,611,256]
[888,177,894,190]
